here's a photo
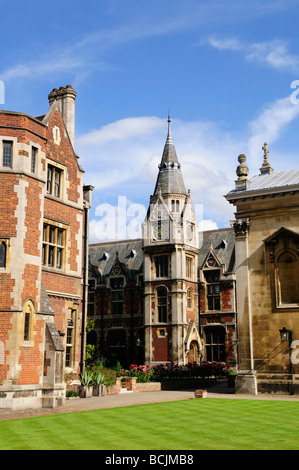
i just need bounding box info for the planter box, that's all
[92,385,106,397]
[194,391,207,398]
[135,382,161,392]
[79,386,93,398]
[227,376,236,388]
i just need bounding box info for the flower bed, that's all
[119,364,154,383]
[152,361,228,382]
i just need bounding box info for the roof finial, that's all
[260,142,274,175]
[167,112,172,141]
[235,153,250,191]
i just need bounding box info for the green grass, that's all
[1,398,299,450]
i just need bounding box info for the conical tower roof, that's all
[153,117,187,196]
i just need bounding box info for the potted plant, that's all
[226,369,236,388]
[92,371,106,396]
[194,389,207,398]
[79,370,94,398]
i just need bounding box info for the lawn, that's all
[0,398,299,450]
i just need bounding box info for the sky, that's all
[1,0,299,242]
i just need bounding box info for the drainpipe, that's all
[80,205,88,375]
[80,185,94,375]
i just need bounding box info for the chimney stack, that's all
[48,85,77,147]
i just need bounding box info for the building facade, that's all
[226,145,299,394]
[0,86,92,409]
[88,119,238,369]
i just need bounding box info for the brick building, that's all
[0,86,93,409]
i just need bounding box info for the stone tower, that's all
[142,117,201,365]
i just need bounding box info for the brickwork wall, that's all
[0,101,85,395]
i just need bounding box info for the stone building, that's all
[88,119,238,368]
[0,86,92,409]
[226,144,299,394]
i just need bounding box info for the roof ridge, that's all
[89,238,142,247]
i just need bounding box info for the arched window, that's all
[0,241,6,268]
[277,252,299,305]
[157,286,167,323]
[23,300,34,342]
[171,200,180,212]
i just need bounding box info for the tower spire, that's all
[153,116,187,196]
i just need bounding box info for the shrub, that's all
[151,361,228,382]
[66,390,78,397]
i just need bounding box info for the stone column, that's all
[233,218,257,394]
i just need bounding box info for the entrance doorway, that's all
[188,340,199,363]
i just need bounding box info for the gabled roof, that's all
[263,226,299,244]
[198,228,235,272]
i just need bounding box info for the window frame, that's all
[88,278,96,317]
[23,300,35,345]
[31,146,37,173]
[155,255,169,278]
[111,277,124,316]
[65,309,76,368]
[42,222,67,270]
[46,163,63,198]
[2,140,12,168]
[171,199,180,212]
[0,240,8,268]
[157,286,168,323]
[204,269,221,311]
[186,255,194,278]
[204,325,226,362]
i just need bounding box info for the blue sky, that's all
[1,0,299,242]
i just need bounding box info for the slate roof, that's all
[89,228,235,279]
[89,239,143,279]
[39,283,55,316]
[198,228,235,273]
[153,118,187,196]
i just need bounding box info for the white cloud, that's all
[198,220,219,232]
[247,96,299,167]
[201,35,299,73]
[81,92,299,241]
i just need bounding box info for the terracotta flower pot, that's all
[194,390,207,398]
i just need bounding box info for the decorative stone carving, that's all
[260,142,274,175]
[232,218,250,237]
[236,154,249,180]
